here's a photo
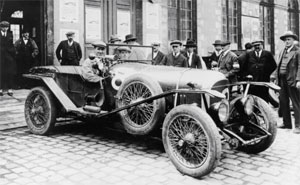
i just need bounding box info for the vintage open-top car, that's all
[24,44,280,178]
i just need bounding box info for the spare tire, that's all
[116,74,166,135]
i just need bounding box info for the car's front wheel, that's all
[24,87,57,135]
[162,105,221,178]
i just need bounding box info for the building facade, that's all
[0,0,299,66]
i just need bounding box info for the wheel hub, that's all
[130,97,145,107]
[178,133,196,147]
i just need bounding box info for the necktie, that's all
[256,51,259,58]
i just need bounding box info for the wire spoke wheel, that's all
[116,74,165,135]
[167,115,209,168]
[162,105,221,178]
[228,96,277,154]
[25,87,57,135]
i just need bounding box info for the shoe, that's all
[0,89,3,96]
[293,128,300,134]
[277,124,292,129]
[7,89,13,96]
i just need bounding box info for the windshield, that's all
[106,44,153,64]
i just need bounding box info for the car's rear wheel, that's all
[162,105,221,178]
[229,96,277,154]
[25,87,57,135]
[116,74,165,135]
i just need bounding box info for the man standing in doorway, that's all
[275,31,300,134]
[15,28,39,88]
[56,31,82,65]
[0,21,16,96]
[242,40,276,102]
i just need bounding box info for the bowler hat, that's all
[117,46,131,53]
[21,28,30,34]
[213,40,222,46]
[92,41,107,49]
[221,40,231,46]
[124,34,137,42]
[0,21,9,27]
[170,40,182,46]
[251,40,264,46]
[184,39,197,47]
[109,34,121,43]
[280,31,298,41]
[66,31,75,36]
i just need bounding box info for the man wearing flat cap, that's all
[182,39,206,69]
[147,42,166,65]
[55,31,82,65]
[124,34,145,60]
[275,31,300,133]
[209,40,223,69]
[15,28,39,88]
[241,39,276,103]
[161,40,188,67]
[0,21,16,96]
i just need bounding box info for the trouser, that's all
[61,58,79,66]
[248,85,269,103]
[279,74,300,128]
[0,72,14,90]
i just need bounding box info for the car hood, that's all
[110,62,228,91]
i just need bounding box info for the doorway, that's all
[0,0,46,66]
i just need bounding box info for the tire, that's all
[116,74,166,135]
[230,96,277,154]
[162,104,221,178]
[268,88,279,108]
[24,87,58,135]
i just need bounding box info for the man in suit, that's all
[212,41,239,84]
[209,40,223,69]
[0,21,16,96]
[275,31,300,133]
[147,42,166,65]
[237,42,253,81]
[15,28,39,88]
[162,40,188,67]
[182,39,206,69]
[242,40,276,102]
[124,34,145,61]
[55,31,82,65]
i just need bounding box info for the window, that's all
[222,0,239,49]
[168,0,196,41]
[260,0,273,52]
[288,0,299,36]
[84,0,102,43]
[117,0,132,40]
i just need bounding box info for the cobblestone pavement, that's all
[0,121,300,185]
[1,90,300,185]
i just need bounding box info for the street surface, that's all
[0,90,300,185]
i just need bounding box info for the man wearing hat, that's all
[161,40,188,67]
[117,46,131,60]
[237,42,253,80]
[209,40,223,69]
[147,42,166,65]
[275,31,300,133]
[124,34,145,60]
[241,39,276,102]
[109,34,121,44]
[15,28,39,88]
[215,40,239,85]
[182,39,206,69]
[55,31,82,66]
[0,21,16,96]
